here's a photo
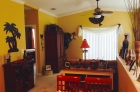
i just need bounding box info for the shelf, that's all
[117,56,140,92]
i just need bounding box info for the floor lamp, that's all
[80,39,90,68]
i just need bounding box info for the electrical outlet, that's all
[120,42,122,46]
[21,49,24,53]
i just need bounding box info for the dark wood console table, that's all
[3,59,35,92]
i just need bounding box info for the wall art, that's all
[3,22,21,53]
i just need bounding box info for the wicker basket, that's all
[44,70,53,76]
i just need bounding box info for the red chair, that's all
[57,75,81,92]
[85,77,112,92]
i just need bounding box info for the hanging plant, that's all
[3,22,21,53]
[64,33,72,50]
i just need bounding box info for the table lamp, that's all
[80,39,90,68]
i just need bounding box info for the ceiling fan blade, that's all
[102,11,113,16]
[102,11,113,14]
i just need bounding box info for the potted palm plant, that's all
[124,0,140,65]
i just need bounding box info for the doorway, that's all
[25,25,36,75]
[24,5,39,75]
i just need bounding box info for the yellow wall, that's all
[38,11,58,73]
[0,1,134,92]
[0,1,58,91]
[24,5,58,74]
[24,8,41,74]
[0,0,25,92]
[58,10,133,59]
[24,6,58,74]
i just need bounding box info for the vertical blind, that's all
[80,25,122,60]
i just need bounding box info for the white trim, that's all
[36,73,42,75]
[25,25,36,28]
[25,25,37,75]
[58,7,127,18]
[11,0,25,4]
[58,7,93,17]
[39,8,58,18]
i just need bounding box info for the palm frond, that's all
[124,0,140,41]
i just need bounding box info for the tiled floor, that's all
[28,73,60,92]
[28,64,117,92]
[28,64,60,92]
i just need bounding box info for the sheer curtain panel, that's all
[79,25,123,60]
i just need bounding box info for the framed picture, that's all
[46,65,51,70]
[99,60,107,69]
[65,61,71,68]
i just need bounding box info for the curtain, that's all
[32,29,35,48]
[25,27,35,49]
[79,25,123,60]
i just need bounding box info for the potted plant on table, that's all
[124,0,140,66]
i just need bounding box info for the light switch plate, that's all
[21,49,24,53]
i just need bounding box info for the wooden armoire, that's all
[45,24,65,73]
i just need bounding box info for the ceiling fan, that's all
[89,0,113,26]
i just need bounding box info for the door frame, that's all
[25,25,37,75]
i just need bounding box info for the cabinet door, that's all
[46,58,58,73]
[28,74,34,88]
[57,31,64,58]
[58,57,64,71]
[28,64,34,88]
[45,32,57,58]
[60,32,64,56]
[57,32,61,58]
[16,80,23,92]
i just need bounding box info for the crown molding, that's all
[58,8,127,17]
[11,0,25,4]
[39,8,58,18]
[58,7,93,17]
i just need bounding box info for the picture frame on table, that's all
[46,65,51,70]
[65,61,71,68]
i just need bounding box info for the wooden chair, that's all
[57,75,81,92]
[85,77,112,92]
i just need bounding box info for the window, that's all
[80,25,122,60]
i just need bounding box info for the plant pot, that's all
[134,41,140,66]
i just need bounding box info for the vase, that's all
[122,35,129,59]
[134,41,140,66]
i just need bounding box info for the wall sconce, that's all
[71,32,77,40]
[40,34,44,51]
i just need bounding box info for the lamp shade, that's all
[80,39,90,48]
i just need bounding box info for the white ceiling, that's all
[16,0,127,17]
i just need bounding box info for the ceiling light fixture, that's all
[94,14,101,18]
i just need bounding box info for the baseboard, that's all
[36,73,42,75]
